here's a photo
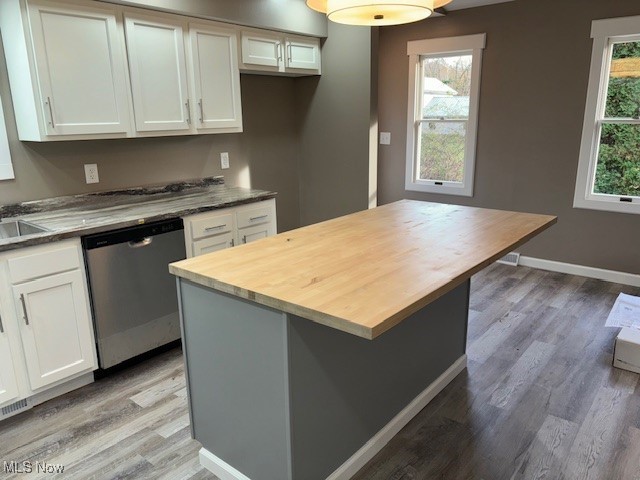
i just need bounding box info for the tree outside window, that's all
[594,41,640,197]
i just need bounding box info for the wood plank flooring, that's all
[354,264,640,480]
[1,263,639,479]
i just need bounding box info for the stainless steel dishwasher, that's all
[82,219,186,369]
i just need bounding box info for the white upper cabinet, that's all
[0,0,131,140]
[285,35,321,72]
[125,13,191,132]
[241,31,282,71]
[0,0,320,141]
[240,30,321,76]
[188,23,242,131]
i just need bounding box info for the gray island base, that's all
[178,278,469,480]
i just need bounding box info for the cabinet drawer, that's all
[236,205,273,229]
[190,213,233,241]
[192,232,234,256]
[8,244,80,284]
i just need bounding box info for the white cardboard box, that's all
[614,327,640,374]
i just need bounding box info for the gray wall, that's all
[377,0,640,274]
[100,0,328,37]
[296,23,378,226]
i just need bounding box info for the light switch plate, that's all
[220,152,230,169]
[379,132,391,145]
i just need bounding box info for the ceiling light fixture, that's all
[306,0,452,26]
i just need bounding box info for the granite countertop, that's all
[0,177,276,252]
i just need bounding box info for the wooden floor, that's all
[1,263,640,479]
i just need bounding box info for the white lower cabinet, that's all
[237,224,271,244]
[13,269,95,390]
[192,233,235,256]
[183,198,277,258]
[0,239,97,414]
[0,325,20,407]
[236,201,277,244]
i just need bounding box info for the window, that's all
[0,94,14,180]
[574,15,640,214]
[405,34,485,196]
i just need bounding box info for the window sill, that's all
[405,180,473,197]
[573,196,640,215]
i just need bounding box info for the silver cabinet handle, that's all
[0,312,4,333]
[250,215,269,221]
[198,98,204,124]
[287,43,292,63]
[20,294,29,326]
[45,96,55,128]
[276,42,282,63]
[185,99,192,124]
[128,237,153,248]
[205,224,226,231]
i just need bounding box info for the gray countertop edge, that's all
[0,192,277,253]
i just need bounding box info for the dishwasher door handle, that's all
[128,237,153,248]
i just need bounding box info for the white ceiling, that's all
[445,0,515,11]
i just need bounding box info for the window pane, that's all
[422,54,472,121]
[594,123,640,197]
[418,54,472,183]
[605,41,640,119]
[418,121,466,182]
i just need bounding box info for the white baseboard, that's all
[519,256,640,287]
[199,448,251,480]
[31,372,94,407]
[198,355,467,480]
[326,354,467,480]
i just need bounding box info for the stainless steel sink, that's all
[0,220,49,239]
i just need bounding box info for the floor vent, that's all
[1,398,29,419]
[497,252,520,266]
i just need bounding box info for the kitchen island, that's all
[169,200,556,480]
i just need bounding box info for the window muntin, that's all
[574,16,640,214]
[405,34,485,197]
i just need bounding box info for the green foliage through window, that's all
[594,41,640,197]
[420,127,465,182]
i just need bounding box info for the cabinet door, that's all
[189,24,242,130]
[238,225,272,245]
[27,0,130,135]
[0,312,19,407]
[285,36,321,73]
[241,32,282,71]
[125,13,191,132]
[13,270,95,390]
[193,232,234,256]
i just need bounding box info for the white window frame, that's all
[405,34,485,197]
[574,15,640,215]
[0,94,14,180]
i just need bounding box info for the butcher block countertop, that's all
[169,200,556,339]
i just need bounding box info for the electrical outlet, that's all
[84,164,99,184]
[220,152,230,169]
[379,132,391,145]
